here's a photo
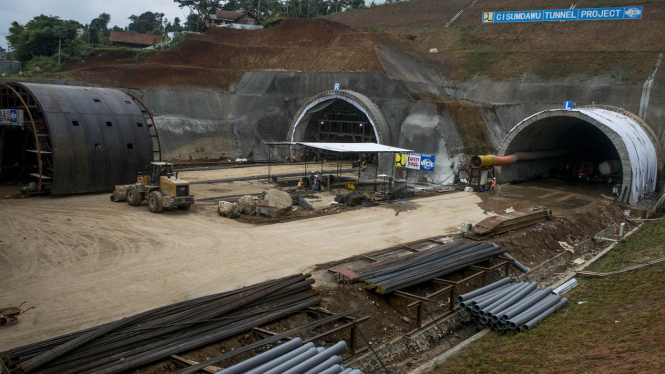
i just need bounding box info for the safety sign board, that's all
[396,152,436,172]
[483,6,642,23]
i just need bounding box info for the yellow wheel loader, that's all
[111,162,195,213]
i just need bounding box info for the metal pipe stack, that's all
[216,339,364,374]
[458,277,568,333]
[356,242,508,294]
[0,274,322,374]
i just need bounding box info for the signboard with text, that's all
[0,109,23,126]
[483,6,642,24]
[396,152,436,172]
[407,153,421,170]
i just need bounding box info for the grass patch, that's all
[588,219,665,273]
[434,223,665,373]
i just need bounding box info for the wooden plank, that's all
[253,327,294,340]
[170,355,221,374]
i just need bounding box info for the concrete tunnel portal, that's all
[497,107,659,205]
[288,90,389,147]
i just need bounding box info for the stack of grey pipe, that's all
[216,338,364,374]
[458,277,568,333]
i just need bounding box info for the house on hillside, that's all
[110,31,163,49]
[208,10,260,26]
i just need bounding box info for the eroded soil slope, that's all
[68,19,413,90]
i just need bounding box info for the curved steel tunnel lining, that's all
[498,108,657,205]
[15,83,154,195]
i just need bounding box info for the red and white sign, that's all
[407,153,421,170]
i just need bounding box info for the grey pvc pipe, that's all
[499,288,544,319]
[499,287,553,321]
[501,252,529,273]
[339,369,353,374]
[508,295,560,329]
[468,283,516,310]
[521,298,568,332]
[457,277,512,302]
[505,294,556,329]
[302,355,343,374]
[467,284,516,309]
[242,343,315,374]
[460,283,512,308]
[217,338,303,374]
[479,283,530,316]
[317,364,344,374]
[488,282,538,321]
[262,347,320,374]
[473,284,521,311]
[282,341,348,374]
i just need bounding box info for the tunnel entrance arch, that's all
[497,107,658,205]
[288,90,390,145]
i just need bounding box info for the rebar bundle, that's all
[458,277,568,333]
[356,242,507,294]
[0,274,321,374]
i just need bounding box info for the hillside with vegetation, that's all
[330,0,665,82]
[5,0,663,87]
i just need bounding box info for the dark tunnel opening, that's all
[500,118,624,188]
[292,98,378,161]
[300,99,377,144]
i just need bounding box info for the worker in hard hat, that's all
[489,178,497,195]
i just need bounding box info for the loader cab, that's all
[149,162,173,186]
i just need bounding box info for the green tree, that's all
[127,12,164,34]
[174,0,220,31]
[7,15,83,63]
[173,17,183,32]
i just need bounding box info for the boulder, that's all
[264,189,292,218]
[218,201,239,218]
[238,195,258,215]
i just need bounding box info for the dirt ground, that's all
[0,190,489,351]
[0,166,635,354]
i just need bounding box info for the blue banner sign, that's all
[483,6,642,23]
[419,153,436,172]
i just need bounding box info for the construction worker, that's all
[489,178,497,195]
[300,151,304,162]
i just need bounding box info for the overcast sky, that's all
[0,0,190,51]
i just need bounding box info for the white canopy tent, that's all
[266,142,413,154]
[265,142,413,194]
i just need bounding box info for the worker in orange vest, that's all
[489,178,497,195]
[300,151,304,162]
